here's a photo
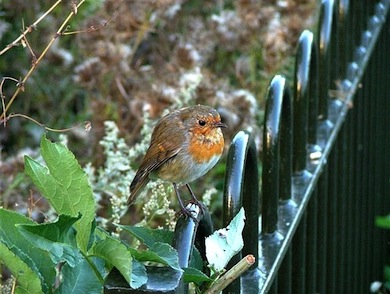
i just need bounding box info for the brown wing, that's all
[127,115,186,205]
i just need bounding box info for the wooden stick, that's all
[206,255,256,293]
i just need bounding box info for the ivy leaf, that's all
[205,207,246,272]
[24,134,96,252]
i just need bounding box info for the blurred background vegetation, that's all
[0,0,317,229]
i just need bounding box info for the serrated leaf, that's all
[183,267,213,285]
[55,257,105,294]
[0,241,43,293]
[0,209,55,290]
[18,215,83,267]
[206,207,246,272]
[129,242,181,271]
[119,226,173,248]
[24,135,96,252]
[93,237,133,285]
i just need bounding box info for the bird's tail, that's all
[127,171,150,206]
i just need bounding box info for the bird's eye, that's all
[198,120,206,126]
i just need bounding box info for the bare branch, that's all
[0,0,62,56]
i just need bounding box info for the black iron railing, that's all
[105,0,390,293]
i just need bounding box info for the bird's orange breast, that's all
[188,131,224,164]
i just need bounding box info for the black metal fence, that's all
[105,0,390,293]
[223,0,390,292]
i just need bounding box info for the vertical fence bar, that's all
[277,249,292,294]
[291,215,307,293]
[335,124,347,294]
[305,189,318,293]
[326,144,337,293]
[316,171,328,293]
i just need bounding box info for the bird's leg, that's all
[186,184,205,214]
[173,183,198,221]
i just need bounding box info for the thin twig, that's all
[0,0,62,56]
[205,255,256,294]
[21,35,37,64]
[1,113,91,133]
[0,77,20,126]
[61,11,115,36]
[0,0,86,122]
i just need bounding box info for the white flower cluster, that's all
[85,115,177,229]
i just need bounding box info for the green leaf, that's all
[376,214,390,229]
[55,257,105,294]
[205,207,246,272]
[130,260,148,289]
[0,209,55,290]
[189,247,204,271]
[384,265,390,282]
[183,267,213,285]
[0,241,43,293]
[92,236,133,285]
[119,226,173,247]
[24,134,96,252]
[17,214,83,267]
[129,242,181,272]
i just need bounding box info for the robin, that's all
[128,105,227,217]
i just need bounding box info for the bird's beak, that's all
[215,122,228,128]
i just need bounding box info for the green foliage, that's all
[375,213,390,292]
[183,267,212,285]
[1,135,143,292]
[24,135,95,252]
[376,214,390,229]
[18,214,83,267]
[0,242,43,294]
[0,134,246,292]
[0,209,55,293]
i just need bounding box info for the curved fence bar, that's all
[307,32,320,157]
[222,130,259,293]
[173,205,205,294]
[317,0,335,147]
[338,0,351,78]
[261,75,292,233]
[293,30,313,175]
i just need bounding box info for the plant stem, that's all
[82,252,105,285]
[0,0,86,121]
[0,0,62,56]
[205,254,255,294]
